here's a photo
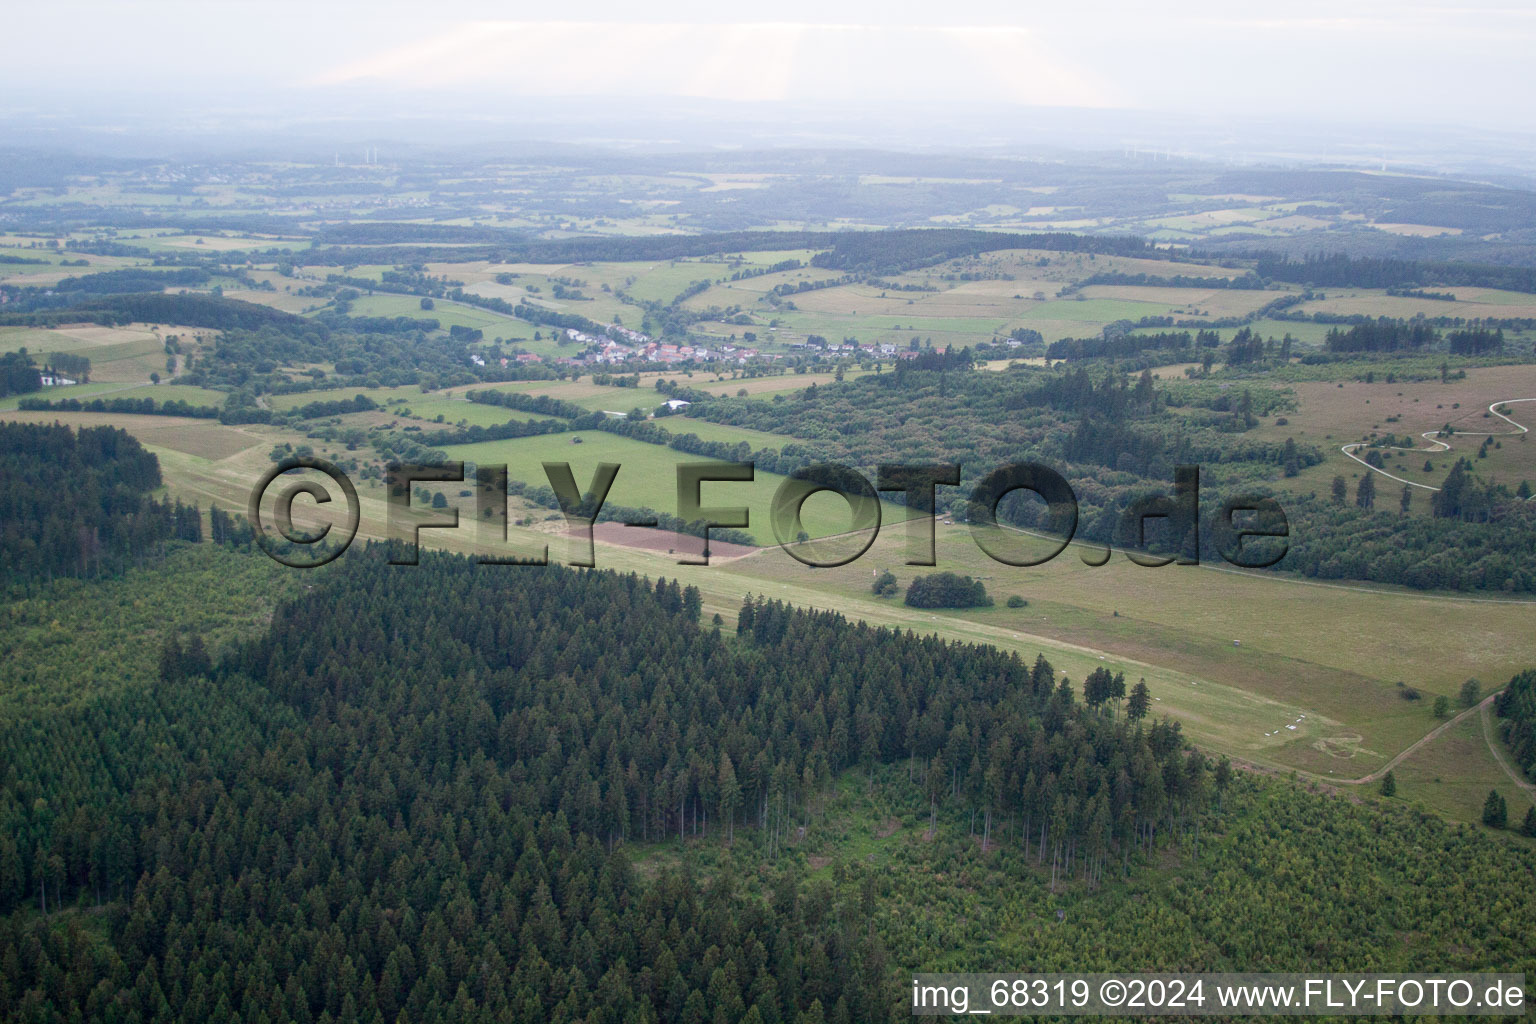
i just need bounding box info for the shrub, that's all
[1006,595,1027,608]
[904,572,993,609]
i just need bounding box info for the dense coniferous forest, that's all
[0,546,1200,1022]
[0,422,201,584]
[1,544,1533,1022]
[1255,252,1536,293]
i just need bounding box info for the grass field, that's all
[0,381,125,411]
[389,393,566,428]
[684,375,829,400]
[221,288,317,314]
[1391,711,1536,824]
[1298,289,1536,321]
[0,409,262,460]
[425,261,637,325]
[651,415,794,449]
[440,428,915,542]
[0,322,200,383]
[1247,365,1536,501]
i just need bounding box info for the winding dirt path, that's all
[1480,698,1536,800]
[1331,692,1500,785]
[1340,398,1535,492]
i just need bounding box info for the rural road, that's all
[1341,397,1535,492]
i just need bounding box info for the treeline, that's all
[1325,320,1441,353]
[1323,321,1503,356]
[51,267,211,293]
[17,395,221,418]
[466,388,590,420]
[424,415,570,446]
[1076,271,1266,289]
[1448,328,1504,355]
[1256,252,1536,294]
[770,275,855,296]
[313,222,530,245]
[1387,287,1456,301]
[0,422,201,585]
[810,229,1149,275]
[287,393,378,419]
[298,230,848,271]
[727,258,803,281]
[1046,329,1221,362]
[314,311,444,335]
[0,292,316,334]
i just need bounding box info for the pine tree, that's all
[1282,438,1300,477]
[1481,789,1507,828]
[1355,473,1376,510]
[1522,806,1536,838]
[1331,475,1348,505]
[1126,681,1152,723]
[1379,771,1396,797]
[717,752,740,841]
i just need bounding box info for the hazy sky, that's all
[7,0,1536,132]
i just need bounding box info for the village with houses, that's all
[481,325,936,373]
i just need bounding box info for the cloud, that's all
[308,20,1122,107]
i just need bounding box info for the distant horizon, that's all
[5,1,1535,165]
[6,100,1536,184]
